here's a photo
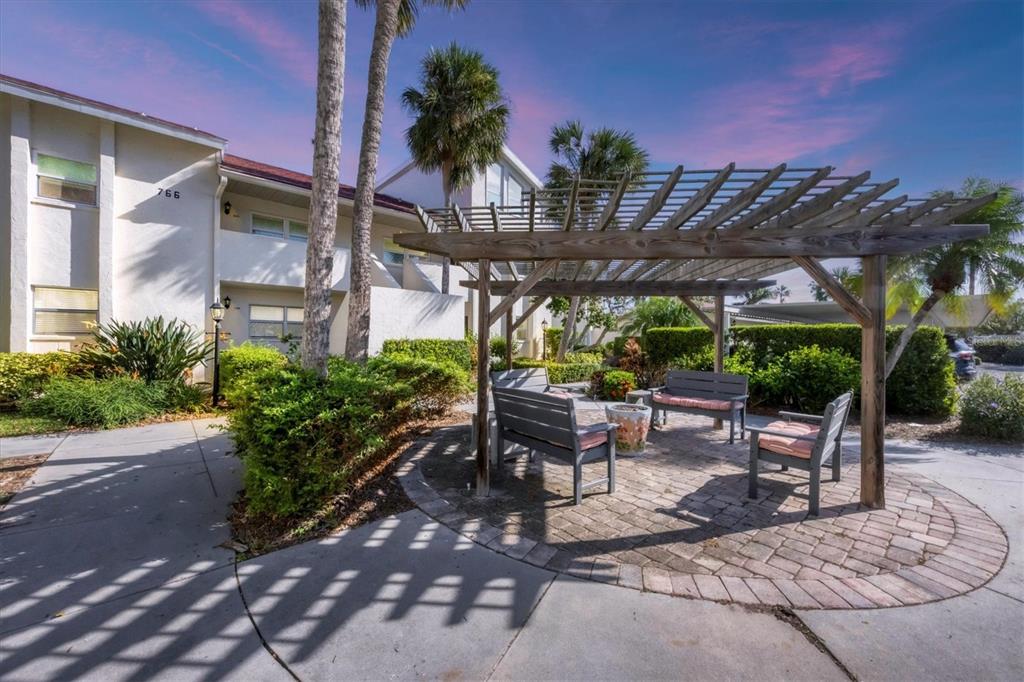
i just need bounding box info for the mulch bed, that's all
[0,453,50,508]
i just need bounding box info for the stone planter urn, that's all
[604,403,652,455]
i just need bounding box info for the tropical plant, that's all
[771,285,792,304]
[402,42,509,294]
[977,299,1024,335]
[77,317,211,384]
[302,0,347,375]
[886,179,1023,377]
[809,265,861,301]
[545,120,649,359]
[346,0,470,363]
[544,295,624,351]
[619,297,698,338]
[743,288,773,305]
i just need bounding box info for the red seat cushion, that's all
[545,390,573,400]
[652,392,735,411]
[758,420,819,459]
[576,424,609,450]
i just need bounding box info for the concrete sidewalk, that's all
[2,418,1020,681]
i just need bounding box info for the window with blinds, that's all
[249,305,303,339]
[33,287,98,335]
[251,213,308,241]
[36,153,97,205]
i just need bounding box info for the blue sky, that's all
[2,0,1021,199]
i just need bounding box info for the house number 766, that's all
[156,188,181,199]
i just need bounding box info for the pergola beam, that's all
[512,295,548,332]
[792,256,871,326]
[463,279,777,297]
[399,223,989,261]
[487,259,559,325]
[679,295,716,333]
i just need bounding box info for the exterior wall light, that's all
[224,201,232,215]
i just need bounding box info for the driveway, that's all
[1,418,1020,681]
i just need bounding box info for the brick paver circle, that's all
[398,413,1009,610]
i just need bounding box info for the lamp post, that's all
[541,319,549,361]
[209,300,225,407]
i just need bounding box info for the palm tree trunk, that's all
[968,259,977,296]
[556,296,580,362]
[302,0,347,376]
[884,288,946,378]
[345,0,400,363]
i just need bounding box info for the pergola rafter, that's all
[395,164,995,507]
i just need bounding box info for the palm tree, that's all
[618,297,697,338]
[885,179,1023,377]
[743,288,773,305]
[302,0,347,376]
[346,0,469,363]
[772,285,792,304]
[402,42,509,294]
[546,120,649,359]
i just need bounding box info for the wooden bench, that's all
[649,370,749,443]
[471,368,579,467]
[747,392,853,516]
[492,386,617,505]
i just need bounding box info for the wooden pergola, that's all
[394,164,993,509]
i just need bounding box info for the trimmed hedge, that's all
[974,336,1024,365]
[646,324,956,416]
[381,338,473,373]
[512,359,606,384]
[0,352,86,407]
[220,343,288,397]
[645,327,714,366]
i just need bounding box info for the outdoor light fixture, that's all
[209,300,225,406]
[223,201,232,215]
[222,296,231,310]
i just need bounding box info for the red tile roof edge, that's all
[221,154,415,214]
[0,73,227,144]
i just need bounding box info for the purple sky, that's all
[1,0,1021,299]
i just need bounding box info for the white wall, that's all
[219,284,348,356]
[367,286,464,355]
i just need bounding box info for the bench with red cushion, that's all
[649,370,749,443]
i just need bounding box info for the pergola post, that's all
[860,255,887,507]
[504,306,513,370]
[475,259,491,497]
[713,295,725,430]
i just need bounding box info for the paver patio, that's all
[400,411,1009,609]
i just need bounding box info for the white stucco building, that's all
[379,147,554,358]
[0,74,476,370]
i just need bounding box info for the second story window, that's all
[36,153,97,205]
[250,213,308,241]
[485,163,527,207]
[486,164,503,206]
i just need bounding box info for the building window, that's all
[36,153,97,205]
[249,305,303,339]
[486,164,503,206]
[485,163,526,206]
[33,286,98,335]
[251,213,307,241]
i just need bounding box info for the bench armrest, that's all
[747,426,819,442]
[779,411,824,423]
[728,394,749,402]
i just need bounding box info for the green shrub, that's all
[228,355,462,518]
[221,343,288,397]
[769,346,861,413]
[381,338,472,373]
[0,352,85,406]
[512,359,605,384]
[645,327,713,366]
[564,350,603,364]
[601,370,636,401]
[77,316,212,383]
[545,326,563,355]
[974,336,1024,365]
[609,336,631,357]
[27,376,167,428]
[959,375,1024,441]
[669,347,754,377]
[646,323,955,416]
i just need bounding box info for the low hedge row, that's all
[512,359,606,384]
[0,352,87,406]
[973,337,1024,365]
[645,324,956,416]
[380,338,473,373]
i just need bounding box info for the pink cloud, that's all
[504,84,576,176]
[791,23,903,96]
[191,0,316,86]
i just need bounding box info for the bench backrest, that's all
[492,386,576,450]
[665,370,747,400]
[811,391,854,465]
[491,367,550,391]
